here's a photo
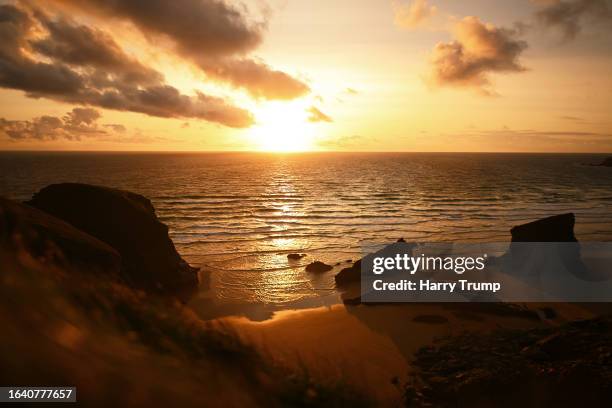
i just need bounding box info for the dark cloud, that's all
[0,4,253,128]
[535,0,612,41]
[307,106,333,123]
[30,12,162,85]
[428,17,528,95]
[54,0,263,57]
[53,0,310,100]
[0,107,108,140]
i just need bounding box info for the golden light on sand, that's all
[250,101,315,152]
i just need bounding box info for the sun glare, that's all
[250,101,316,152]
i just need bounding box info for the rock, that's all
[510,213,577,242]
[407,316,612,407]
[335,240,415,290]
[287,253,305,260]
[599,157,612,167]
[26,183,198,295]
[0,197,120,274]
[506,213,591,283]
[335,259,361,288]
[305,261,333,273]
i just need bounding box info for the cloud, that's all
[1,107,109,141]
[103,124,127,132]
[0,4,253,128]
[307,106,332,123]
[53,0,264,57]
[1,107,169,144]
[466,128,612,144]
[195,57,310,100]
[319,134,363,148]
[29,11,162,85]
[392,0,437,29]
[428,17,528,95]
[52,0,309,100]
[535,0,612,41]
[559,115,586,122]
[345,88,359,95]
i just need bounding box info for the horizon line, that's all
[1,149,611,155]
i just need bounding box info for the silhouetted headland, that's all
[0,185,366,406]
[26,183,198,297]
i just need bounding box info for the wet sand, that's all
[211,301,594,405]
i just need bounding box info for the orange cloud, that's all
[1,108,109,141]
[428,17,528,95]
[195,57,310,100]
[392,0,438,29]
[307,106,332,123]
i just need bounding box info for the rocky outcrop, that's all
[335,259,361,288]
[27,183,198,295]
[0,197,120,274]
[305,261,332,273]
[287,253,306,260]
[405,316,612,407]
[501,212,594,284]
[335,239,413,290]
[510,213,577,242]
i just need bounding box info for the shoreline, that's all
[211,301,596,405]
[3,183,612,406]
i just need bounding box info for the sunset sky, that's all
[0,0,611,152]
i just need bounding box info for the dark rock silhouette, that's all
[335,239,415,290]
[510,213,577,242]
[287,253,305,260]
[0,197,120,274]
[503,212,592,284]
[335,259,361,289]
[305,261,332,273]
[27,183,198,295]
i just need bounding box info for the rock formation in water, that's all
[305,261,333,273]
[503,212,593,284]
[26,183,198,295]
[335,238,414,290]
[287,253,306,260]
[335,259,361,289]
[0,197,120,274]
[510,213,577,242]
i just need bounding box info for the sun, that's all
[249,101,316,152]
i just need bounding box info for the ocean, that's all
[2,152,612,309]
